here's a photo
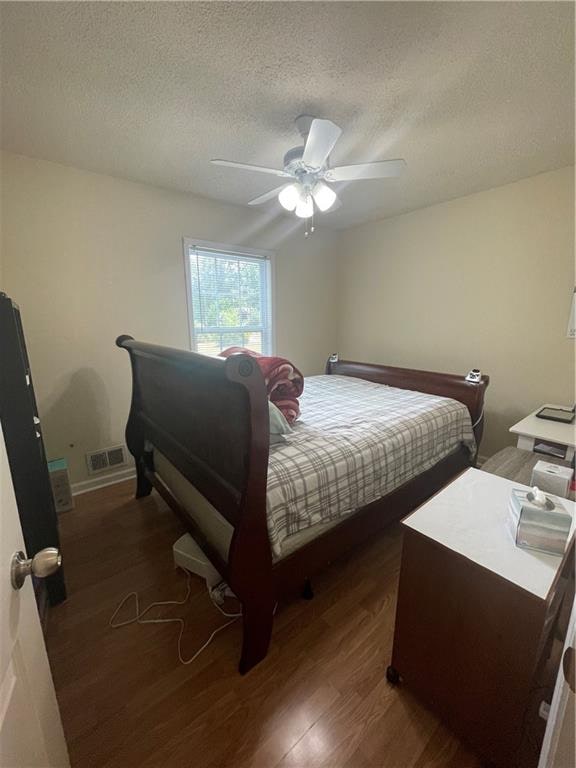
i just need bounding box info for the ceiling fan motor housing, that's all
[283,145,305,172]
[283,146,327,186]
[284,114,329,175]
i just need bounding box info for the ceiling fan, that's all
[211,115,406,221]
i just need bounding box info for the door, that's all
[0,423,69,767]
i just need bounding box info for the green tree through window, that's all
[186,244,272,356]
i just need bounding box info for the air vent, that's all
[86,445,128,475]
[107,447,125,468]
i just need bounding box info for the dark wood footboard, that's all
[117,337,489,674]
[116,335,275,672]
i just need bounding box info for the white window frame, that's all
[182,237,276,356]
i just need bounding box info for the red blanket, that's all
[219,347,303,423]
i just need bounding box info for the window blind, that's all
[186,245,273,356]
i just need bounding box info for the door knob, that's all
[10,548,62,590]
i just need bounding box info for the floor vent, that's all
[86,445,128,475]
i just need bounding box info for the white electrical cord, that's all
[109,570,241,665]
[471,408,484,429]
[209,582,243,618]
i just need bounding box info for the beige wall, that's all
[0,152,338,483]
[336,166,575,457]
[2,152,573,485]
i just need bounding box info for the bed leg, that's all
[135,460,152,499]
[302,578,314,600]
[238,598,275,675]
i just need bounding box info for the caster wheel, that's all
[301,579,314,600]
[386,665,400,685]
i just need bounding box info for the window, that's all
[184,239,273,356]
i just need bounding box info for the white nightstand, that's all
[510,406,576,463]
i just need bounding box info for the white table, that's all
[404,468,575,600]
[510,406,576,463]
[389,468,575,768]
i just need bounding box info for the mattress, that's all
[153,374,475,562]
[266,375,475,557]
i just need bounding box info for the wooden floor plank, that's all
[46,480,482,768]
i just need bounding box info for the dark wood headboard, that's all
[326,357,489,446]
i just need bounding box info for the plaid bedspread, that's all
[266,375,476,558]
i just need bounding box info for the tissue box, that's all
[531,460,573,498]
[508,489,572,556]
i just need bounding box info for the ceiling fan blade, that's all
[247,184,289,206]
[211,159,291,178]
[302,119,342,169]
[325,159,407,182]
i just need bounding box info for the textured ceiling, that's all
[1,2,574,229]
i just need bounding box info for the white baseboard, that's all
[72,467,136,497]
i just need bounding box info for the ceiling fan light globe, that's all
[295,195,314,219]
[312,181,337,212]
[278,184,301,211]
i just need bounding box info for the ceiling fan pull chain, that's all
[305,204,316,238]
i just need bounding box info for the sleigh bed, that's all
[116,336,489,673]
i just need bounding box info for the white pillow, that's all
[269,401,292,445]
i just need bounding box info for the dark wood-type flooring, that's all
[46,480,483,768]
